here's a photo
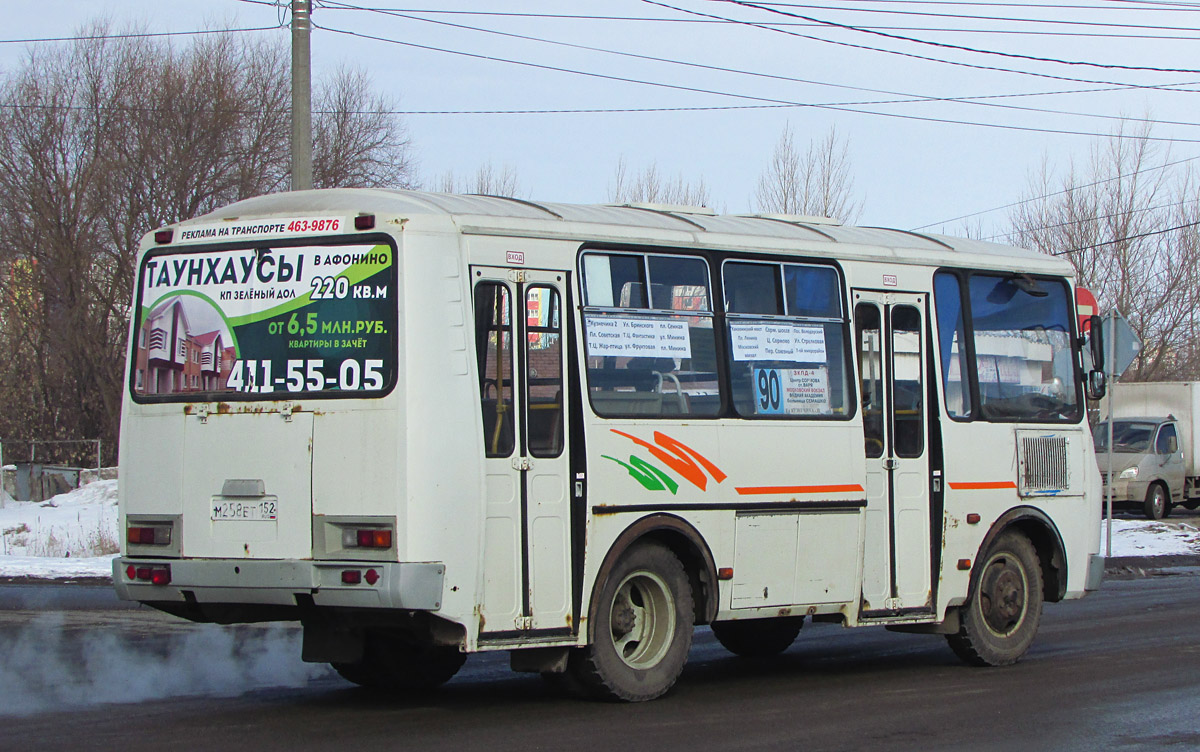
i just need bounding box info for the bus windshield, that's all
[130,239,397,400]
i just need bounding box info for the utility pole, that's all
[291,0,313,191]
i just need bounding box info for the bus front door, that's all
[854,291,933,616]
[473,267,574,639]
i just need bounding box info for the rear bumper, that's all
[113,557,445,611]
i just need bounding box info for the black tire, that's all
[332,631,466,691]
[711,617,804,658]
[946,531,1043,667]
[565,541,694,702]
[1144,483,1169,520]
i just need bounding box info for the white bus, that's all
[115,189,1106,701]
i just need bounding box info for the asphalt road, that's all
[2,569,1199,752]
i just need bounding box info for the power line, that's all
[754,1,1200,30]
[982,198,1194,240]
[322,1,1200,131]
[311,20,1200,144]
[646,0,1193,88]
[0,25,285,45]
[1052,218,1200,255]
[911,154,1200,229]
[311,7,1200,38]
[714,0,1200,74]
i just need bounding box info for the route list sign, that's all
[729,322,826,362]
[584,315,693,359]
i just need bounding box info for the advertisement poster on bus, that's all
[132,238,395,399]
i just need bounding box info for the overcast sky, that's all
[5,1,1199,237]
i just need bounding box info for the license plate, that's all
[211,498,278,521]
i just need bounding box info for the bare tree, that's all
[313,66,415,189]
[0,24,417,462]
[433,161,524,197]
[1008,120,1200,381]
[608,158,711,207]
[754,125,861,222]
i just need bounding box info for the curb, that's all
[1104,555,1200,575]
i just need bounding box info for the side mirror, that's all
[1088,314,1104,372]
[1167,436,1179,454]
[1085,370,1106,401]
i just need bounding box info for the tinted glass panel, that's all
[583,253,645,308]
[856,303,884,457]
[933,272,972,419]
[723,262,783,315]
[891,305,924,458]
[526,286,563,458]
[474,283,515,457]
[784,264,841,318]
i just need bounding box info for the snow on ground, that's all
[0,481,1198,581]
[1102,517,1200,557]
[0,480,118,579]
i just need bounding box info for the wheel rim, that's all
[607,570,676,670]
[977,551,1029,638]
[1152,488,1166,517]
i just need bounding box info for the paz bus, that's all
[115,188,1106,701]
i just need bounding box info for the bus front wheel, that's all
[567,541,694,702]
[947,531,1043,667]
[332,631,466,691]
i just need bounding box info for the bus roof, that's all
[174,187,1071,275]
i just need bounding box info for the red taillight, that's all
[354,214,375,231]
[364,569,380,586]
[128,525,171,545]
[349,528,392,549]
[342,570,362,585]
[129,565,171,584]
[154,228,173,244]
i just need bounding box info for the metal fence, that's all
[0,439,103,504]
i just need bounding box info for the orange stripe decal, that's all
[947,481,1018,490]
[610,429,727,491]
[735,484,865,496]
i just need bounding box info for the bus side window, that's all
[581,252,719,418]
[474,282,515,457]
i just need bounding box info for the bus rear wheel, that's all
[712,617,803,657]
[332,631,466,691]
[947,531,1043,667]
[566,541,694,702]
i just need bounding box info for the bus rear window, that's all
[130,240,397,400]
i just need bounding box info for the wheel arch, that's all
[974,506,1068,603]
[587,514,718,641]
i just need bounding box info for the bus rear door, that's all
[472,267,573,639]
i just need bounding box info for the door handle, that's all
[884,458,898,470]
[512,456,533,471]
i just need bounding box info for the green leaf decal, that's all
[601,454,679,494]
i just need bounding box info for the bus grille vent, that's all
[1019,436,1070,496]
